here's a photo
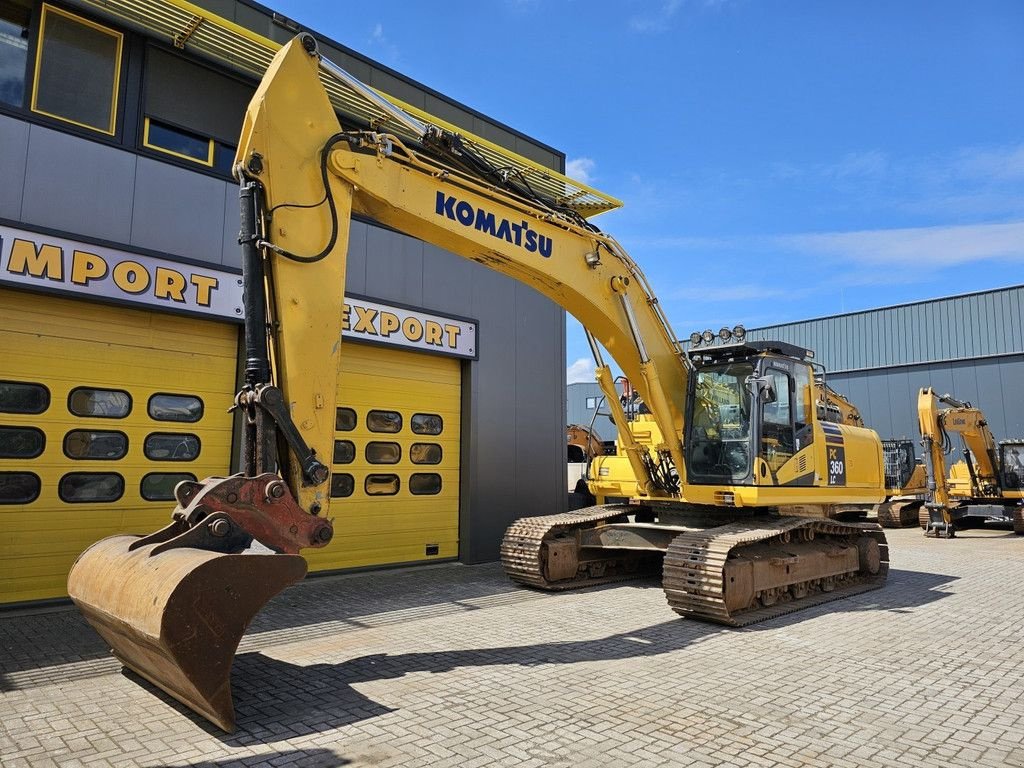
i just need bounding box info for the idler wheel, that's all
[857,536,881,575]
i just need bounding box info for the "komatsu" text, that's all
[435,192,553,258]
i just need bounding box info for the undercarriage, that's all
[500,504,888,626]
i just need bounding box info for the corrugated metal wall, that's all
[746,286,1024,372]
[566,382,617,440]
[747,287,1024,445]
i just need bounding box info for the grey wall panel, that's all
[343,219,368,295]
[514,283,566,523]
[975,360,1009,437]
[0,114,29,220]
[20,125,136,244]
[515,137,562,172]
[829,356,1024,450]
[364,225,423,306]
[131,158,228,264]
[998,359,1024,437]
[461,267,519,563]
[369,69,426,112]
[866,374,895,434]
[949,360,982,415]
[423,94,474,133]
[231,2,293,45]
[421,243,469,312]
[220,184,241,269]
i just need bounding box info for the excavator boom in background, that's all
[68,35,890,731]
[918,387,1024,537]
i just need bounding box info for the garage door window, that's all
[63,430,127,460]
[0,472,40,504]
[59,472,124,503]
[410,473,442,496]
[140,472,196,501]
[0,381,50,414]
[411,413,443,435]
[0,427,45,459]
[365,473,400,495]
[335,408,357,431]
[68,387,131,418]
[148,394,203,423]
[333,440,355,464]
[367,410,402,433]
[144,433,200,461]
[410,443,442,465]
[366,442,401,464]
[330,473,354,497]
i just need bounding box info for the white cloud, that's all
[629,0,683,33]
[780,221,1024,267]
[367,23,400,63]
[566,157,596,185]
[952,145,1024,183]
[630,220,1024,271]
[825,150,889,180]
[670,283,796,302]
[566,357,596,384]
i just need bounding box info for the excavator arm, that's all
[67,35,692,731]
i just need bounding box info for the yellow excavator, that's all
[67,35,890,732]
[918,387,1024,537]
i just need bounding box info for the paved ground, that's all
[2,525,1024,767]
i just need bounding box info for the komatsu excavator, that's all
[918,387,1024,537]
[67,35,889,732]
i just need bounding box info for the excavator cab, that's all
[999,442,1024,491]
[685,342,816,487]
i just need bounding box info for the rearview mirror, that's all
[745,375,777,404]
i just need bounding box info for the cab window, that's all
[760,369,794,473]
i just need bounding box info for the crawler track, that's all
[877,499,924,528]
[662,518,889,627]
[502,509,889,627]
[499,505,661,590]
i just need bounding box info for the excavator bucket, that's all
[68,533,306,732]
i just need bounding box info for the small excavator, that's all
[918,387,1024,537]
[68,35,890,732]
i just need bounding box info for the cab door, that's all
[757,364,796,481]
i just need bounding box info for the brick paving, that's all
[2,526,1024,767]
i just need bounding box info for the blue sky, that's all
[269,0,1024,383]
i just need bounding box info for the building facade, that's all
[566,381,618,441]
[745,286,1024,445]
[0,0,589,605]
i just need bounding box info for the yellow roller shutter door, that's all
[305,342,461,572]
[0,287,237,603]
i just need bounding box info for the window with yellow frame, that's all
[142,116,215,166]
[31,4,122,135]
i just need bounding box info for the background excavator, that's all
[918,387,1024,537]
[67,35,890,732]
